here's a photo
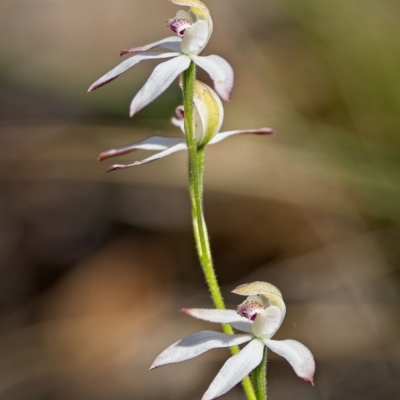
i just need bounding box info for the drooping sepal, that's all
[264,339,315,385]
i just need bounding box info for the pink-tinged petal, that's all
[180,308,252,333]
[120,36,182,56]
[87,52,179,92]
[209,128,275,145]
[98,136,184,161]
[129,55,191,116]
[105,142,187,172]
[191,55,234,101]
[252,306,282,339]
[202,339,264,400]
[150,331,252,370]
[264,339,315,385]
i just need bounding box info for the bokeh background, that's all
[1,0,400,399]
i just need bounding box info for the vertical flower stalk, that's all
[253,348,267,400]
[182,62,257,400]
[88,1,280,398]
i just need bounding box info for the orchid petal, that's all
[98,136,185,161]
[105,141,187,172]
[202,339,264,400]
[129,55,191,116]
[191,55,234,101]
[264,339,315,385]
[181,308,252,333]
[120,37,182,56]
[209,127,275,145]
[150,331,252,369]
[88,52,180,92]
[252,306,282,339]
[181,20,209,55]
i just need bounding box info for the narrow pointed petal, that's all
[202,339,264,400]
[88,52,179,92]
[180,308,252,333]
[105,142,187,172]
[98,136,185,161]
[150,331,252,370]
[129,55,191,116]
[252,306,282,338]
[264,339,315,385]
[209,128,275,145]
[120,36,182,56]
[191,55,234,101]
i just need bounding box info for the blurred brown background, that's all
[1,0,400,399]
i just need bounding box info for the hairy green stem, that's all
[182,62,256,400]
[253,347,267,400]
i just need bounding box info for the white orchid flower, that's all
[151,281,315,400]
[97,80,274,172]
[88,0,234,116]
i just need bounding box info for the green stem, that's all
[182,62,256,400]
[252,347,267,400]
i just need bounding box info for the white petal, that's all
[105,141,187,172]
[87,52,180,92]
[181,308,252,333]
[191,55,234,101]
[129,55,191,116]
[264,339,315,385]
[252,306,282,339]
[202,339,264,400]
[119,36,182,56]
[150,331,252,369]
[181,20,210,55]
[209,127,275,145]
[98,136,185,161]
